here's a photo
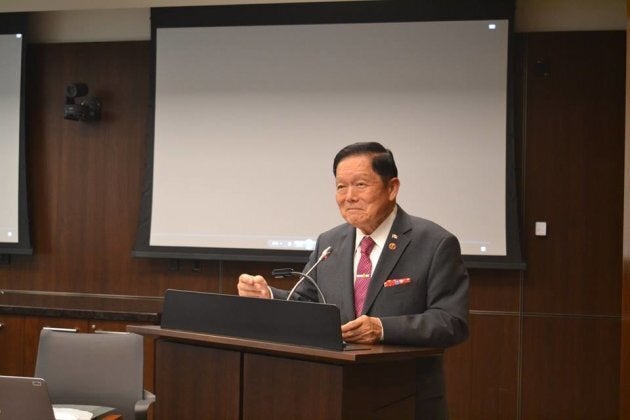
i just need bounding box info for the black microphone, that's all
[279,246,332,303]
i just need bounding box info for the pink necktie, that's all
[354,236,375,317]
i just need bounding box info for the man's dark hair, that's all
[333,142,398,183]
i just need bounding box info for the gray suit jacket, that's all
[272,206,469,348]
[271,207,469,415]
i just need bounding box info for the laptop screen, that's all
[0,376,56,420]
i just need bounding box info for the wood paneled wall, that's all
[0,30,625,419]
[520,31,623,419]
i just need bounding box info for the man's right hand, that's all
[237,274,271,299]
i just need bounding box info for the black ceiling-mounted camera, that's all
[64,83,102,122]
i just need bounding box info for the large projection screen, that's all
[136,2,523,267]
[0,34,22,244]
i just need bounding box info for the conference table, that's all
[128,324,442,419]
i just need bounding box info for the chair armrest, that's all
[134,390,156,420]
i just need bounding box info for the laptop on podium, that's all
[161,289,345,351]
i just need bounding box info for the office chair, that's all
[34,329,156,420]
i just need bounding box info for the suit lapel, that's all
[317,224,356,322]
[362,208,412,315]
[330,226,356,323]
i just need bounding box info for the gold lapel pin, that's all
[388,242,397,250]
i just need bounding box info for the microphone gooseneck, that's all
[285,246,332,303]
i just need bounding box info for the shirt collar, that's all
[355,206,398,251]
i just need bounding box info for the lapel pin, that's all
[391,233,398,240]
[388,242,397,250]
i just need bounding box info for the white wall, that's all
[515,0,625,31]
[1,0,625,43]
[0,0,325,12]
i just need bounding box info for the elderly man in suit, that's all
[238,141,469,419]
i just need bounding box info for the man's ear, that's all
[388,177,400,199]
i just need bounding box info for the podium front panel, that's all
[243,353,345,419]
[155,340,241,420]
[242,353,416,419]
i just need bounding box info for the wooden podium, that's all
[128,325,442,420]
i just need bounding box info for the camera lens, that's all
[65,83,88,98]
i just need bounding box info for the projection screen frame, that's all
[0,13,32,257]
[133,0,525,269]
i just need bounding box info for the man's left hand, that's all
[341,315,383,344]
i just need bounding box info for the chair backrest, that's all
[34,329,144,420]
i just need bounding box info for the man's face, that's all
[335,154,399,234]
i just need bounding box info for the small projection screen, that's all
[0,14,31,256]
[135,1,523,268]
